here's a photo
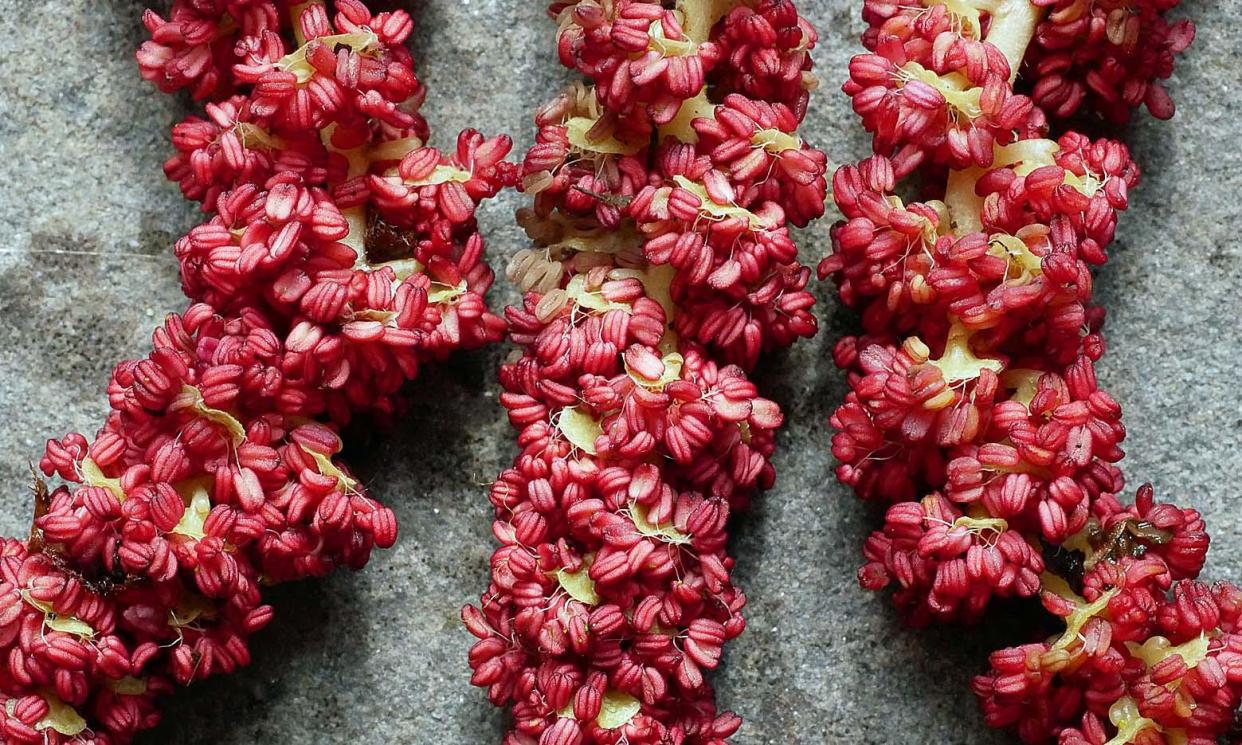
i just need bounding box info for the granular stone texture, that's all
[0,1,1238,743]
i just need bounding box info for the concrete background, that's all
[0,1,1237,742]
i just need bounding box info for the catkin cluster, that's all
[822,1,1242,742]
[462,1,828,743]
[0,2,514,741]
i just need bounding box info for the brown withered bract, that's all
[1077,516,1174,574]
[365,212,419,264]
[26,462,49,549]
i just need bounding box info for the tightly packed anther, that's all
[464,1,826,742]
[823,2,1239,744]
[2,2,514,742]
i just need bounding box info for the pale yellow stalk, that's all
[944,0,1042,233]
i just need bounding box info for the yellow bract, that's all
[350,309,397,324]
[342,204,369,259]
[552,222,640,257]
[557,689,643,730]
[989,234,1043,285]
[647,20,696,57]
[302,445,359,494]
[610,264,676,321]
[1041,573,1119,654]
[630,502,691,545]
[751,128,803,155]
[926,0,989,38]
[994,138,1059,174]
[1102,696,1158,745]
[277,30,380,84]
[110,677,149,696]
[80,456,127,503]
[566,274,632,314]
[403,164,473,187]
[558,406,604,456]
[171,477,213,541]
[168,593,215,629]
[428,280,468,305]
[597,690,642,729]
[181,385,247,445]
[900,63,984,121]
[1001,368,1043,409]
[1126,633,1212,675]
[566,116,645,156]
[953,515,1008,534]
[672,175,770,231]
[46,616,95,638]
[624,334,685,391]
[555,558,600,606]
[21,590,95,640]
[883,194,943,250]
[927,322,1004,384]
[658,90,717,143]
[34,693,87,737]
[384,258,423,282]
[236,122,286,150]
[369,136,426,163]
[992,139,1103,197]
[675,0,734,45]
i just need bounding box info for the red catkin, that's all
[1,2,514,742]
[463,1,826,742]
[824,2,1242,744]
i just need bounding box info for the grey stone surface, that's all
[0,1,1239,743]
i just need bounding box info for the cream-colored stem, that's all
[945,1,1041,231]
[657,90,717,143]
[288,2,321,46]
[288,0,370,264]
[657,0,739,143]
[677,0,734,45]
[983,0,1042,83]
[339,208,369,265]
[319,126,371,263]
[945,167,985,235]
